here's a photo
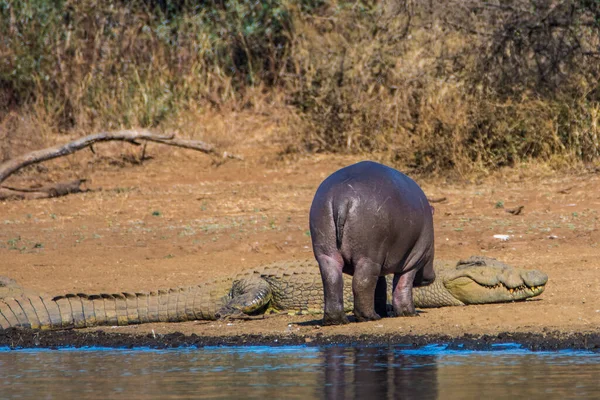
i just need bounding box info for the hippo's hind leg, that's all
[391,269,419,317]
[316,255,349,325]
[352,259,383,322]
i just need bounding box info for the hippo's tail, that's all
[334,198,352,250]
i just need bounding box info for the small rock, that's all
[505,205,524,215]
[493,234,511,241]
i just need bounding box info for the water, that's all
[1,344,600,399]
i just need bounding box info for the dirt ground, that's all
[2,132,600,344]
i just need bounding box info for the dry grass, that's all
[1,0,599,175]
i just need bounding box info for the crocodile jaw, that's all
[444,276,546,304]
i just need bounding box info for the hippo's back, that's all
[317,161,422,198]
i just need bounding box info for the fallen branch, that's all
[0,179,89,200]
[0,129,242,201]
[150,137,244,161]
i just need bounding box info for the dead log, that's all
[0,179,89,200]
[0,129,242,201]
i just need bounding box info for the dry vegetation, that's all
[1,0,599,174]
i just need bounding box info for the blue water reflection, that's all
[1,344,599,399]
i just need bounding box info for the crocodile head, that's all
[440,256,548,304]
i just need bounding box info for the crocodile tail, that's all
[0,286,216,331]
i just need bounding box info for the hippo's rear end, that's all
[309,161,435,325]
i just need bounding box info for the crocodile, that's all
[0,256,547,331]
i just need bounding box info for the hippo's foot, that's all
[391,310,419,317]
[353,311,382,323]
[323,312,350,326]
[390,306,419,317]
[391,302,418,317]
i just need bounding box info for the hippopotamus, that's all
[309,161,435,325]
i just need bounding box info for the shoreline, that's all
[3,156,600,356]
[2,329,600,352]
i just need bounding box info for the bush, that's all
[1,0,599,172]
[0,0,294,130]
[288,0,600,171]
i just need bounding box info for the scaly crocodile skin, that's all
[0,257,547,331]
